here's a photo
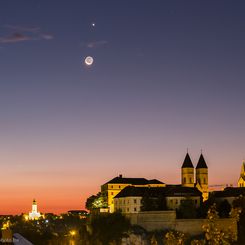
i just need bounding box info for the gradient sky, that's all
[0,1,245,214]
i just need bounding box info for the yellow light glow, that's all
[24,215,29,221]
[70,230,76,236]
[1,221,10,230]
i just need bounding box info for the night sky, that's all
[1,1,245,214]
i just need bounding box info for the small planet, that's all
[84,56,94,66]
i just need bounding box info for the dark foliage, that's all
[141,190,167,211]
[217,199,231,218]
[177,199,197,219]
[90,212,131,245]
[233,196,245,243]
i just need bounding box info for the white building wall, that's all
[114,197,142,213]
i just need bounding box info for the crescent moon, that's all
[85,56,94,66]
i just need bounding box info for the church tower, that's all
[196,153,208,200]
[238,160,245,187]
[28,199,41,220]
[181,152,194,187]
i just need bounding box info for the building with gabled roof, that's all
[99,151,209,213]
[101,175,165,213]
[114,185,202,213]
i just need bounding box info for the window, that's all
[134,199,137,204]
[127,208,129,212]
[119,185,121,189]
[111,192,114,195]
[111,185,113,189]
[123,200,125,204]
[134,207,137,212]
[204,178,206,184]
[195,200,198,204]
[175,199,178,205]
[183,177,186,184]
[190,178,192,183]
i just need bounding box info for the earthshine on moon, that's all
[84,56,94,66]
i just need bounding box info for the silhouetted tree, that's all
[233,195,245,243]
[197,195,215,218]
[177,198,197,219]
[86,192,107,211]
[141,190,166,211]
[217,199,231,218]
[90,212,131,244]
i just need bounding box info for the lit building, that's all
[99,152,209,213]
[101,175,165,213]
[28,199,41,220]
[195,154,208,201]
[181,153,195,187]
[181,152,209,201]
[114,186,202,213]
[238,160,245,187]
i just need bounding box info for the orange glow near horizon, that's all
[0,149,240,215]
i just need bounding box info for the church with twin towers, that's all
[181,152,208,200]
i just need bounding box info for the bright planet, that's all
[84,56,94,66]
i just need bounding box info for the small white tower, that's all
[28,199,41,220]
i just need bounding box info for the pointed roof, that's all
[241,160,245,176]
[196,154,208,169]
[181,153,194,168]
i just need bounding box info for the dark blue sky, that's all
[0,1,245,213]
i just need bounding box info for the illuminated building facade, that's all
[238,160,245,187]
[28,199,41,220]
[114,186,202,213]
[101,175,165,213]
[181,153,209,201]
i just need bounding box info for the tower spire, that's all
[196,153,208,169]
[182,152,194,168]
[181,151,194,187]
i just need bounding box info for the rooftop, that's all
[211,187,245,198]
[196,154,208,169]
[104,175,164,185]
[181,153,194,168]
[114,185,202,198]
